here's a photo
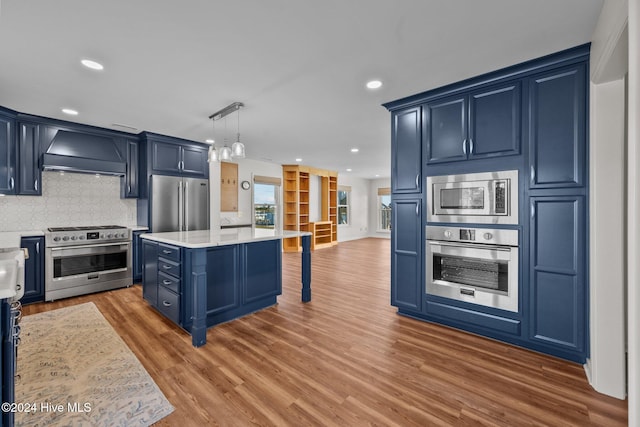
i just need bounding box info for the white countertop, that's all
[130,226,149,231]
[0,230,45,251]
[140,229,311,248]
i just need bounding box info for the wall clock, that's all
[241,180,251,190]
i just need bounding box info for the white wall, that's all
[0,172,137,231]
[336,174,370,241]
[309,175,322,223]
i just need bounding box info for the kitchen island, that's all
[140,229,311,347]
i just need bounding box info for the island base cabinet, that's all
[244,240,282,303]
[528,196,586,359]
[142,240,159,307]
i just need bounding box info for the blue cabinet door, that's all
[244,239,282,303]
[20,237,44,305]
[468,82,521,159]
[142,240,159,306]
[425,96,467,164]
[528,64,586,189]
[181,145,208,176]
[152,141,182,174]
[122,140,139,198]
[206,245,240,314]
[132,231,146,283]
[17,122,41,196]
[529,196,586,357]
[391,196,423,311]
[391,106,422,193]
[0,113,16,195]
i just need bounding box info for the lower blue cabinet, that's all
[132,230,146,283]
[142,240,159,307]
[20,236,44,305]
[528,195,586,357]
[391,196,423,312]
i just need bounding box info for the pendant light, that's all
[207,102,246,162]
[207,118,218,163]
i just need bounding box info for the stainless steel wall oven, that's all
[426,225,519,312]
[45,226,132,301]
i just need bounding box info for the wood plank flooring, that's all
[22,238,627,426]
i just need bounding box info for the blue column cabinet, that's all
[17,122,41,196]
[528,196,586,357]
[0,112,16,195]
[391,196,423,312]
[122,140,139,198]
[142,240,159,307]
[391,106,422,193]
[528,64,586,189]
[20,236,45,305]
[425,81,521,164]
[132,230,146,283]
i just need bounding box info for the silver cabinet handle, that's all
[415,174,419,189]
[184,180,189,231]
[530,203,535,219]
[462,139,467,155]
[530,165,536,183]
[34,179,38,192]
[161,264,172,270]
[469,139,474,154]
[415,203,420,216]
[10,177,14,190]
[162,300,172,307]
[128,184,131,194]
[35,242,39,253]
[162,280,172,285]
[162,249,172,254]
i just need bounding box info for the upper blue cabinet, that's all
[528,64,586,189]
[122,139,139,198]
[17,121,42,196]
[425,81,521,164]
[391,106,422,193]
[150,139,208,178]
[0,110,16,195]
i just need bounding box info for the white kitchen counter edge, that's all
[140,229,311,248]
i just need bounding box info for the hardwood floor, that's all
[23,238,627,426]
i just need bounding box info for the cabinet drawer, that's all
[158,271,181,294]
[157,286,180,324]
[158,257,181,279]
[158,243,180,261]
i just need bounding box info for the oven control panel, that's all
[426,225,518,247]
[46,226,131,247]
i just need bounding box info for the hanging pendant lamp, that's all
[208,102,246,162]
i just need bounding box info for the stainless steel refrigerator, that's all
[151,175,210,232]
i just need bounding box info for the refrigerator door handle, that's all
[178,181,184,231]
[184,180,189,231]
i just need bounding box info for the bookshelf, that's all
[310,221,333,250]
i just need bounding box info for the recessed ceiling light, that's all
[350,148,359,153]
[375,174,380,177]
[346,168,352,172]
[205,139,214,144]
[62,108,79,116]
[366,80,382,89]
[295,158,302,162]
[81,59,104,70]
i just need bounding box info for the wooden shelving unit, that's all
[310,221,333,250]
[282,165,338,252]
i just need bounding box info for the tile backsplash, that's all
[0,172,137,231]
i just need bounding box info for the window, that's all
[378,187,391,232]
[253,175,281,234]
[338,185,350,225]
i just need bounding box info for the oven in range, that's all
[426,225,519,312]
[45,226,132,301]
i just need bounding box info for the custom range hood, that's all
[41,130,126,175]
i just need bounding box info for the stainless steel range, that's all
[45,225,132,301]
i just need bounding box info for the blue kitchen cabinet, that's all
[142,240,159,307]
[151,139,208,177]
[17,121,42,196]
[20,236,45,305]
[156,243,182,324]
[122,139,139,198]
[425,81,521,164]
[0,111,16,195]
[528,196,586,360]
[391,106,422,193]
[244,239,281,303]
[132,230,146,283]
[390,195,423,312]
[528,64,586,189]
[205,245,239,315]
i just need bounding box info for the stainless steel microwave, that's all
[427,170,518,225]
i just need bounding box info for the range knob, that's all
[119,233,126,238]
[107,233,113,239]
[483,232,493,240]
[53,236,61,242]
[79,235,86,240]
[443,230,453,239]
[100,234,105,239]
[70,235,77,241]
[62,236,69,241]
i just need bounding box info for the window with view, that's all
[378,187,391,231]
[338,186,350,225]
[253,176,281,235]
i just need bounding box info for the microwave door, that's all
[434,181,492,216]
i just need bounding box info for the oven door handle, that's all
[428,240,513,251]
[428,240,514,261]
[50,242,130,257]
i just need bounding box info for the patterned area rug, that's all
[15,302,174,426]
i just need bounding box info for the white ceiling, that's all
[0,0,603,178]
